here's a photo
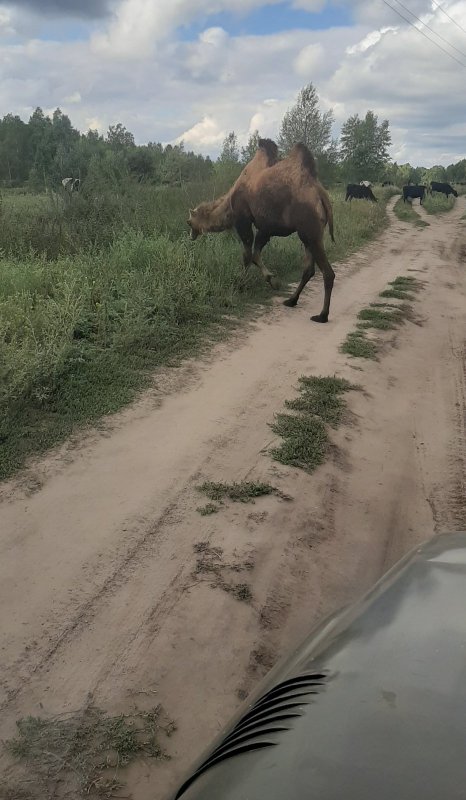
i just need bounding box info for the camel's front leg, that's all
[252,230,276,286]
[283,245,315,307]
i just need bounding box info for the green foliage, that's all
[4,705,173,799]
[241,129,261,164]
[341,331,378,359]
[0,108,214,193]
[284,375,355,427]
[340,110,391,182]
[270,375,357,472]
[393,196,429,227]
[342,276,421,360]
[278,83,334,158]
[422,192,455,214]
[219,131,240,163]
[0,184,396,480]
[197,481,279,503]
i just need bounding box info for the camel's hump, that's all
[290,142,318,178]
[258,138,279,164]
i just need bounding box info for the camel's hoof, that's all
[311,313,329,323]
[283,298,298,308]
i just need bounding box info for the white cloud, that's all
[346,27,396,55]
[177,115,225,150]
[0,0,465,165]
[91,0,285,58]
[294,42,324,76]
[64,91,82,104]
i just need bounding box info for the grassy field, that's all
[0,182,396,481]
[422,192,455,214]
[393,196,429,227]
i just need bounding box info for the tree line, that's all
[219,83,466,187]
[1,83,465,191]
[0,109,215,190]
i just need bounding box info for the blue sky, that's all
[1,0,466,165]
[178,3,353,40]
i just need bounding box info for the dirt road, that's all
[1,197,465,798]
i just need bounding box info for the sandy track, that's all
[1,196,465,797]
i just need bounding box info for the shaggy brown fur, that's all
[188,139,335,323]
[188,138,278,237]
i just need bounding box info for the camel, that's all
[187,139,335,322]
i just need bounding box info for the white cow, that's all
[61,177,80,192]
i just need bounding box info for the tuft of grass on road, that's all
[196,502,220,516]
[3,705,174,800]
[342,275,422,361]
[357,304,405,330]
[270,375,357,473]
[270,413,328,473]
[197,480,289,504]
[341,331,378,359]
[393,197,429,228]
[222,582,253,603]
[380,275,421,301]
[284,375,355,427]
[422,193,455,214]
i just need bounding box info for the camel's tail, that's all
[320,189,335,242]
[258,138,279,166]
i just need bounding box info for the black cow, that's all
[430,181,458,198]
[402,185,426,204]
[345,184,378,202]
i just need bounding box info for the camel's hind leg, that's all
[283,243,315,307]
[309,240,335,323]
[252,230,276,286]
[235,218,254,269]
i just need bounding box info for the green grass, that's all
[0,183,395,482]
[341,331,378,359]
[379,275,421,301]
[422,192,455,214]
[342,276,422,361]
[197,480,287,504]
[3,705,174,799]
[284,375,355,426]
[357,304,405,330]
[196,503,220,516]
[270,375,357,472]
[393,196,429,228]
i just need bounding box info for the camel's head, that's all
[187,206,204,240]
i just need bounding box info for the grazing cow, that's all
[402,185,426,204]
[360,180,372,188]
[345,184,377,202]
[61,177,80,193]
[430,181,458,198]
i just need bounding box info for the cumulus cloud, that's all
[92,0,286,58]
[177,115,225,150]
[346,26,396,55]
[294,42,325,76]
[0,0,465,164]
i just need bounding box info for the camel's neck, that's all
[204,194,234,232]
